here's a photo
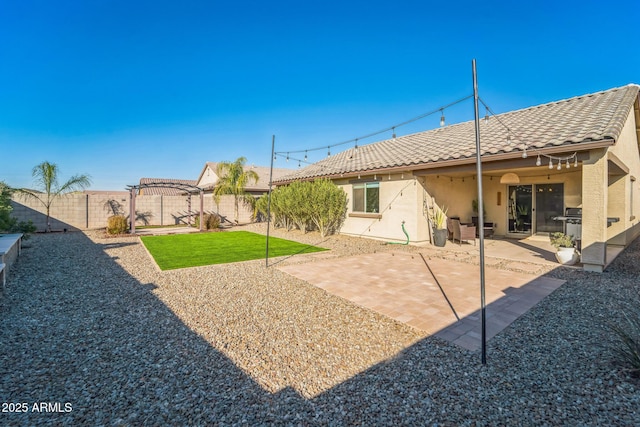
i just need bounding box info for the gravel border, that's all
[1,226,639,425]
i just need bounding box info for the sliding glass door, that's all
[508,183,564,235]
[508,185,532,235]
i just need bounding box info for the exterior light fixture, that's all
[500,172,520,184]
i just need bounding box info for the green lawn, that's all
[140,231,327,270]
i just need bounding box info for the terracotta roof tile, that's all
[276,84,639,182]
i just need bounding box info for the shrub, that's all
[609,309,640,377]
[550,232,574,249]
[195,213,221,230]
[107,215,128,235]
[255,179,347,237]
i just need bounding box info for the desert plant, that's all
[13,161,91,232]
[550,232,574,249]
[307,179,348,237]
[107,215,128,235]
[10,220,37,240]
[430,206,448,230]
[195,213,221,230]
[608,309,640,376]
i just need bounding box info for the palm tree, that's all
[213,157,259,224]
[15,161,91,232]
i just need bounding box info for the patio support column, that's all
[581,148,608,272]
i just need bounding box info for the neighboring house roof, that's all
[137,178,198,196]
[276,84,640,183]
[196,162,293,193]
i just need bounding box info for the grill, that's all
[552,208,582,239]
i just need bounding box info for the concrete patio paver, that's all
[278,251,565,351]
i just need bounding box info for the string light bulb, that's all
[286,152,289,162]
[536,155,541,166]
[507,133,512,145]
[522,148,528,159]
[574,155,578,168]
[484,108,489,123]
[557,161,562,171]
[548,158,553,169]
[566,159,570,169]
[304,151,308,161]
[392,127,396,139]
[327,146,331,157]
[354,138,359,151]
[440,109,445,127]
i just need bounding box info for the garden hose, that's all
[386,221,409,245]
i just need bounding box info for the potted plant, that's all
[550,232,579,265]
[430,206,448,247]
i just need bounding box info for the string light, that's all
[557,161,562,171]
[440,109,445,127]
[507,132,512,145]
[536,155,541,166]
[392,127,396,139]
[286,152,289,162]
[304,151,308,161]
[327,146,331,157]
[355,138,359,151]
[574,155,578,167]
[549,159,553,169]
[566,159,570,169]
[522,147,528,159]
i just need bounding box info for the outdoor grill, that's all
[553,207,582,240]
[552,207,621,242]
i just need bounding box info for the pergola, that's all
[126,182,205,234]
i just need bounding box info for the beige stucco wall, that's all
[336,173,429,243]
[607,108,640,245]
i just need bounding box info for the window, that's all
[353,182,379,213]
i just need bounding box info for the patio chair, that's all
[450,219,476,246]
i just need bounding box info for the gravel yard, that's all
[1,225,639,425]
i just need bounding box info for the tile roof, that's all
[276,84,639,183]
[138,178,198,196]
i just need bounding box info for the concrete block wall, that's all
[10,193,256,231]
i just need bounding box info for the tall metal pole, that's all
[472,59,487,365]
[265,135,275,267]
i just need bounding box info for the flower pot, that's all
[433,228,448,247]
[555,247,579,265]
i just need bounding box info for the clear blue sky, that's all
[1,0,639,190]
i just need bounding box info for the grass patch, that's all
[140,231,327,270]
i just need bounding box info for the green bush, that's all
[255,179,347,237]
[195,213,221,230]
[107,215,128,235]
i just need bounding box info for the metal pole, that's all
[472,59,487,365]
[265,135,275,267]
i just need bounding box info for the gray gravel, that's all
[1,225,639,426]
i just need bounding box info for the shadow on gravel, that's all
[1,232,638,425]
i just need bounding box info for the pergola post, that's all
[130,188,136,234]
[199,190,204,232]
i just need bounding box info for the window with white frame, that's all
[353,182,380,213]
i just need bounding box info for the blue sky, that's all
[1,0,639,190]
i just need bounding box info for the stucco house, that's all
[195,162,292,195]
[275,84,640,272]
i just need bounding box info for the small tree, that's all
[213,157,259,224]
[0,181,14,232]
[14,161,91,232]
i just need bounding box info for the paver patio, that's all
[279,251,565,350]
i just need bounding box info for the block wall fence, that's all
[9,193,256,232]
